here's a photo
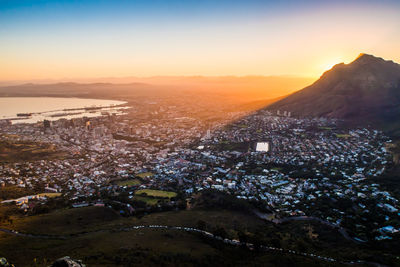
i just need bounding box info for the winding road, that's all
[0,225,387,266]
[253,210,365,244]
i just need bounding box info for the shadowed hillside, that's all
[268,54,400,136]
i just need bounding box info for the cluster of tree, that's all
[372,165,400,199]
[0,206,20,225]
[0,186,34,201]
[193,189,254,214]
[29,197,69,215]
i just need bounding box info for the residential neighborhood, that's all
[1,103,399,243]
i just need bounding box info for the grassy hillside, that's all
[0,136,65,162]
[0,203,399,266]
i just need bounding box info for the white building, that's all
[256,142,269,152]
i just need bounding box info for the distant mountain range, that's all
[0,76,314,102]
[268,54,400,136]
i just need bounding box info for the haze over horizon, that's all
[1,0,400,82]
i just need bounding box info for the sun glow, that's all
[320,57,346,73]
[323,61,340,71]
[0,1,399,81]
[314,54,356,76]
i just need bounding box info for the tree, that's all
[237,230,248,243]
[213,227,228,239]
[197,220,207,230]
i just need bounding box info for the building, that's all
[256,142,269,152]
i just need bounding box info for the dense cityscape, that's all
[1,100,398,246]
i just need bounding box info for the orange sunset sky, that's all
[1,0,399,82]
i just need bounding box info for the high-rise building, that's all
[86,121,91,131]
[205,129,211,139]
[43,120,51,129]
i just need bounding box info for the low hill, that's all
[0,76,314,102]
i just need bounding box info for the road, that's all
[0,225,386,266]
[253,210,365,244]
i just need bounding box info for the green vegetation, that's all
[0,186,35,201]
[133,196,159,205]
[116,179,141,186]
[371,165,400,199]
[1,206,120,235]
[126,189,178,206]
[1,189,399,266]
[0,205,20,225]
[0,136,65,162]
[135,189,177,198]
[3,227,319,267]
[335,133,351,138]
[136,172,154,178]
[319,126,333,130]
[1,204,398,266]
[212,141,251,152]
[36,193,62,198]
[0,189,61,202]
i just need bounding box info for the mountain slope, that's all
[268,54,400,134]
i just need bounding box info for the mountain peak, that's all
[355,53,372,59]
[352,53,388,65]
[267,54,400,135]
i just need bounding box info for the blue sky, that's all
[1,0,399,80]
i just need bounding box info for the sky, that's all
[1,0,400,81]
